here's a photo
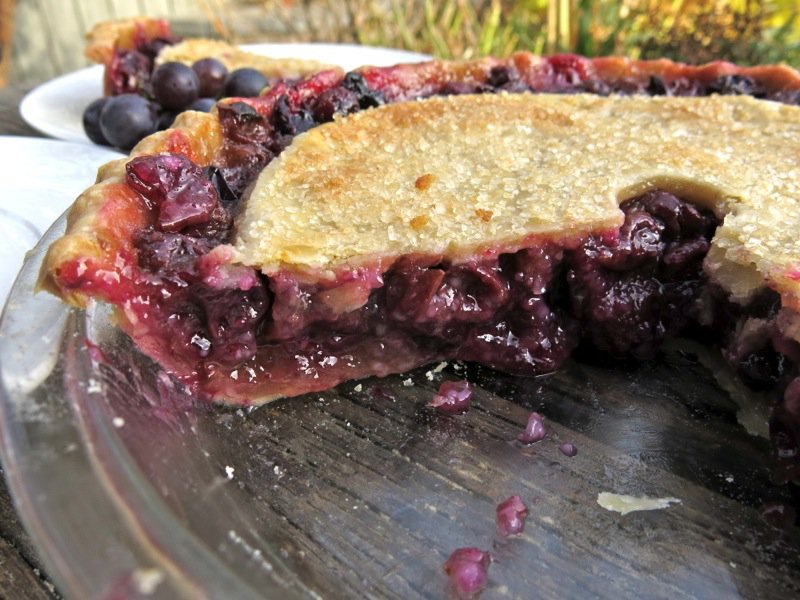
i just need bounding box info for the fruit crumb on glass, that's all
[443,547,492,598]
[496,495,529,537]
[429,380,473,414]
[518,412,546,444]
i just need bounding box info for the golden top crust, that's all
[234,93,800,310]
[156,39,332,79]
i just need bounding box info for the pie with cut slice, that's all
[38,52,800,477]
[84,17,332,97]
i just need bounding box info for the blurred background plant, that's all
[6,0,800,86]
[220,0,800,65]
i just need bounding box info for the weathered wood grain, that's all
[95,328,799,599]
[184,350,798,599]
[0,471,60,599]
[0,86,38,136]
[8,0,215,86]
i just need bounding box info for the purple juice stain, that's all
[369,385,397,402]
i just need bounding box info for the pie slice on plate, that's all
[84,17,333,97]
[38,52,800,476]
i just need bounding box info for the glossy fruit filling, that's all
[114,159,737,401]
[106,32,179,96]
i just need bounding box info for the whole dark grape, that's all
[223,68,268,98]
[151,61,200,110]
[192,58,229,98]
[99,94,158,150]
[189,98,216,113]
[82,97,111,145]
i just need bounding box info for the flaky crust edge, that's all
[37,110,223,307]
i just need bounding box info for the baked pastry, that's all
[38,53,800,476]
[85,17,332,96]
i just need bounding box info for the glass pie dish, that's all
[1,216,799,599]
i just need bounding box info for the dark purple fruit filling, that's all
[124,169,742,387]
[107,49,154,96]
[122,147,800,479]
[568,190,717,359]
[706,74,766,98]
[104,31,180,97]
[495,495,530,536]
[559,442,578,457]
[306,86,361,122]
[443,547,492,599]
[129,177,724,382]
[204,165,239,207]
[341,72,386,108]
[430,380,474,415]
[126,154,231,237]
[270,95,316,143]
[215,102,275,197]
[570,72,768,100]
[162,281,269,366]
[517,412,547,444]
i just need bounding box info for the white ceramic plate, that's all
[0,137,122,305]
[20,43,431,145]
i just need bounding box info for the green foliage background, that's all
[255,0,800,65]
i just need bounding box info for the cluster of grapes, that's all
[83,58,270,151]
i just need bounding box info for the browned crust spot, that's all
[475,209,493,223]
[415,173,435,191]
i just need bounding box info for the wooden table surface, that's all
[1,82,800,600]
[0,86,61,598]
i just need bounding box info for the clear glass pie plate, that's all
[1,216,800,599]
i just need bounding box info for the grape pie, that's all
[81,17,334,149]
[39,52,800,477]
